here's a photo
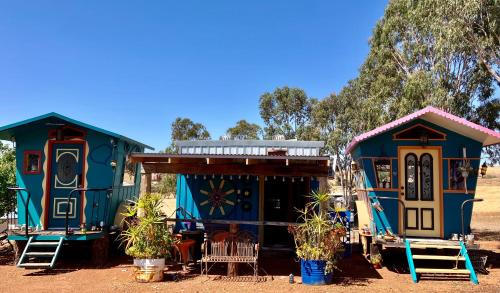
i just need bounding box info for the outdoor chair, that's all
[201,230,259,277]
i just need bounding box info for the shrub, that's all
[120,194,175,259]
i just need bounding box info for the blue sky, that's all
[0,1,387,151]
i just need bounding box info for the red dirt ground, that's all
[0,168,499,292]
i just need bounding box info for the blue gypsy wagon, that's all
[0,112,152,268]
[347,106,500,284]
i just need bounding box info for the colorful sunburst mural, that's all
[199,179,236,217]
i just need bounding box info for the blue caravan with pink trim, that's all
[347,106,500,284]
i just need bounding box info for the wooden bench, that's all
[200,230,259,277]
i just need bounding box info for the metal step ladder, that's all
[405,240,478,284]
[17,237,64,269]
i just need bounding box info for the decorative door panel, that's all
[399,147,441,237]
[48,143,84,228]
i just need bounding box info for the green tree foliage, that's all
[166,117,211,153]
[0,142,16,218]
[315,0,499,164]
[259,87,316,140]
[225,120,262,140]
[154,174,177,198]
[171,117,211,141]
[363,0,499,121]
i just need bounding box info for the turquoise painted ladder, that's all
[405,240,478,284]
[17,236,64,269]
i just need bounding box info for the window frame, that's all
[372,158,392,189]
[404,153,419,201]
[419,153,434,201]
[23,150,42,175]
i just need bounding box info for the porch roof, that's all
[346,106,500,154]
[129,153,330,177]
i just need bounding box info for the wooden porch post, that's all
[145,173,152,194]
[258,175,265,246]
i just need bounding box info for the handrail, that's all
[65,187,111,236]
[8,187,31,238]
[461,198,483,240]
[373,196,407,242]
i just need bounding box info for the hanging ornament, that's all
[241,201,252,212]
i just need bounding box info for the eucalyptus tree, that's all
[259,87,315,140]
[225,120,263,140]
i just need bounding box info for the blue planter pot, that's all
[300,259,333,285]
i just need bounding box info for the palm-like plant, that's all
[288,191,346,273]
[120,194,175,259]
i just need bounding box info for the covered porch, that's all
[129,153,330,249]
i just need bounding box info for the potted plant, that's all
[120,193,175,282]
[370,253,382,269]
[288,191,346,285]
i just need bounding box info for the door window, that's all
[420,153,434,200]
[405,153,418,200]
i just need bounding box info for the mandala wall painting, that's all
[199,179,236,217]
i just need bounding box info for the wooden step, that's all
[410,244,461,249]
[18,262,51,268]
[413,255,465,261]
[415,268,470,274]
[30,241,60,246]
[25,252,56,257]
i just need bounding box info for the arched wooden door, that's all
[398,147,442,238]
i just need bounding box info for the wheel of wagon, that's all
[91,235,110,267]
[11,240,27,264]
[198,179,236,218]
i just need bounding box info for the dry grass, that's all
[472,167,500,234]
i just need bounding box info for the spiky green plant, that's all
[120,193,175,259]
[288,191,346,274]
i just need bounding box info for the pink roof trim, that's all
[345,106,500,154]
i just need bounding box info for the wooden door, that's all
[47,142,85,229]
[398,147,442,238]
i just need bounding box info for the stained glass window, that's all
[420,153,433,200]
[405,153,418,200]
[374,159,391,188]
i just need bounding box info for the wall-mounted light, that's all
[480,162,488,178]
[110,160,117,170]
[351,161,359,172]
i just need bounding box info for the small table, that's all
[175,236,196,271]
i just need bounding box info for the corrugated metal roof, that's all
[345,106,500,154]
[174,140,324,156]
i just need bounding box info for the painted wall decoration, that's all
[199,179,236,217]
